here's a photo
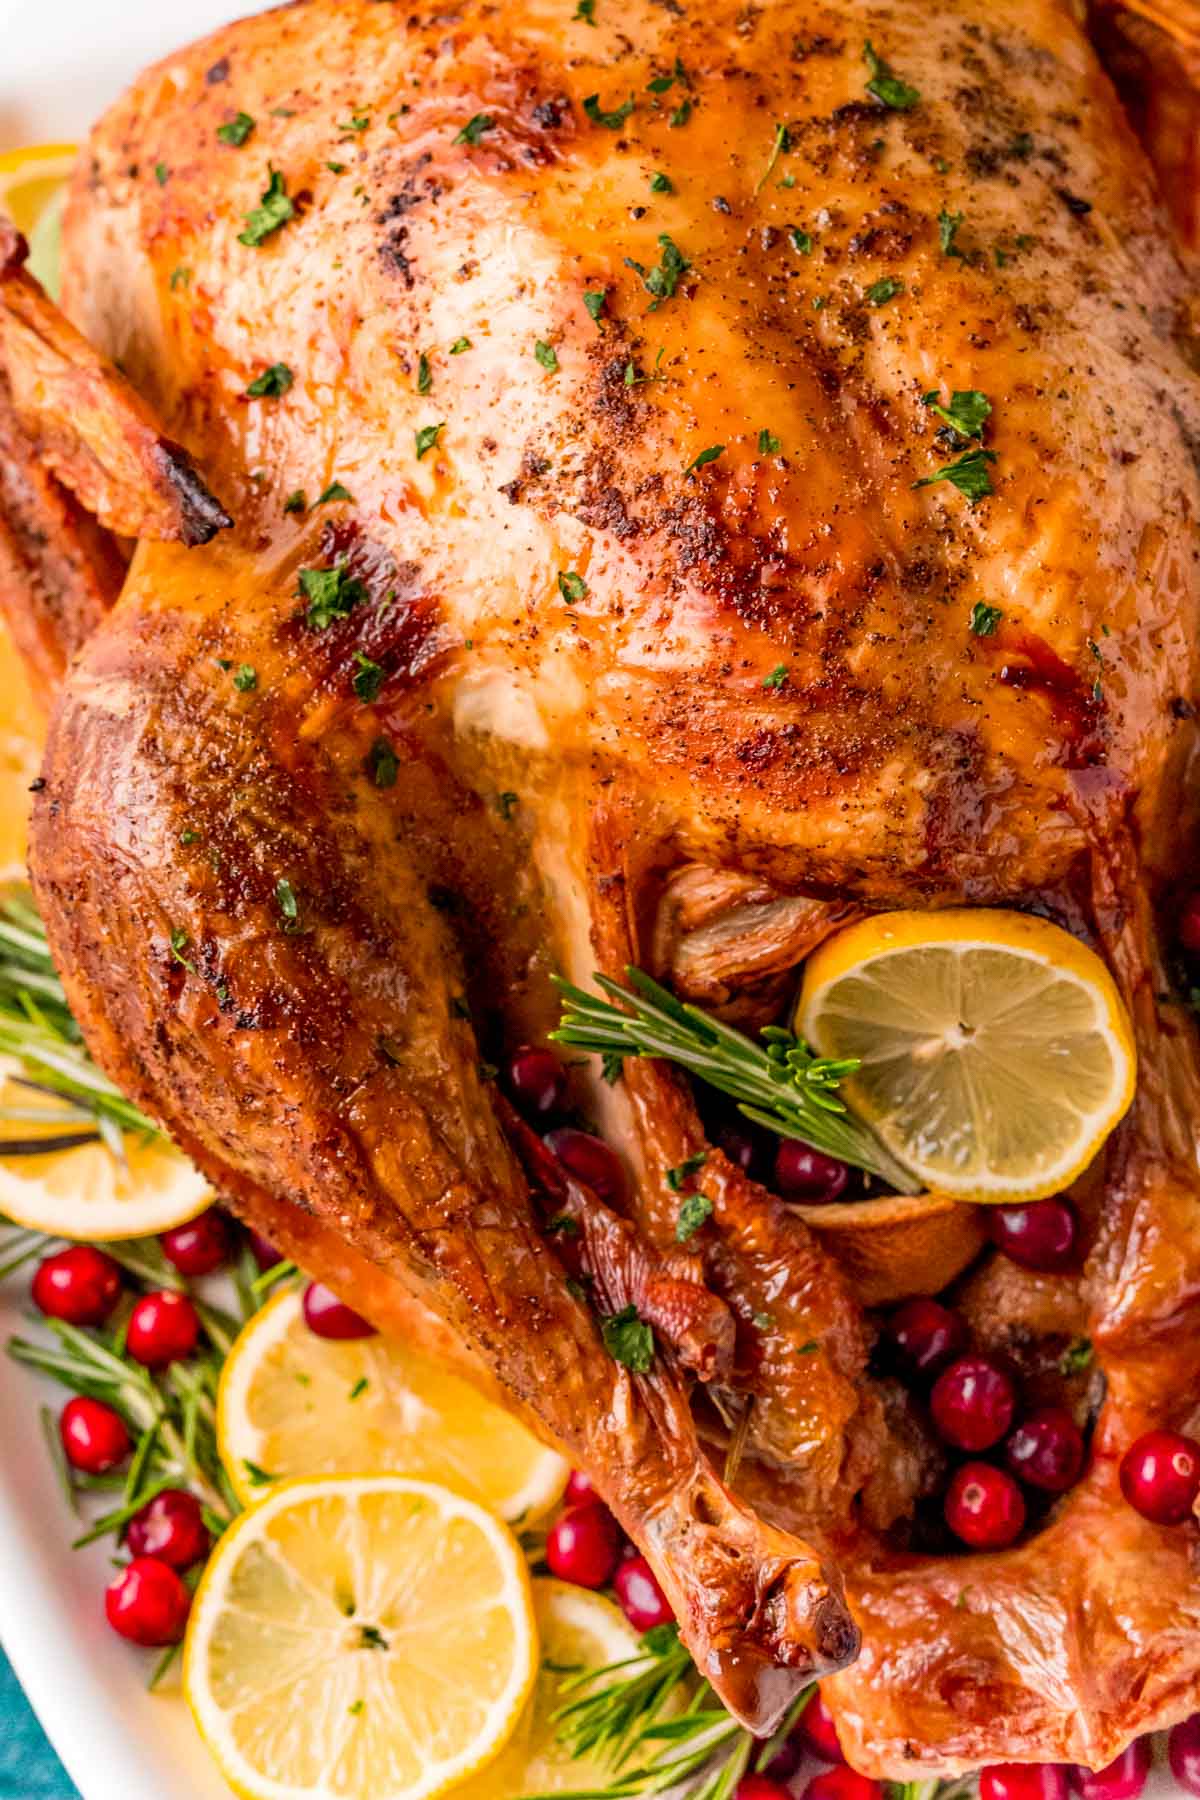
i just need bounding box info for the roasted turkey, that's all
[3,0,1200,1773]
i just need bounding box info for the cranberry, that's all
[773,1141,849,1204]
[930,1355,1016,1451]
[1170,1717,1200,1797]
[735,1779,793,1800]
[126,1489,210,1569]
[160,1208,231,1276]
[59,1397,130,1474]
[32,1246,121,1327]
[1006,1407,1086,1494]
[717,1125,761,1176]
[802,1768,883,1800]
[506,1045,566,1118]
[1071,1741,1151,1800]
[247,1229,284,1272]
[126,1290,201,1368]
[887,1298,968,1381]
[302,1281,377,1340]
[1178,893,1200,957]
[546,1503,621,1589]
[945,1462,1026,1549]
[1119,1429,1200,1524]
[614,1554,673,1631]
[800,1689,845,1762]
[981,1768,1070,1800]
[105,1556,191,1647]
[988,1198,1078,1272]
[544,1128,625,1207]
[565,1469,599,1508]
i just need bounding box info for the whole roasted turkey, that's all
[3,0,1200,1773]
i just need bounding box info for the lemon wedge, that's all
[0,142,75,295]
[451,1579,645,1799]
[217,1286,568,1521]
[797,908,1136,1202]
[184,1475,537,1800]
[0,616,45,882]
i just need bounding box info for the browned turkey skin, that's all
[5,0,1200,1771]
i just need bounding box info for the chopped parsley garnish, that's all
[340,113,370,134]
[233,664,257,691]
[574,0,597,22]
[583,93,635,130]
[274,879,298,922]
[863,40,921,111]
[243,1459,277,1488]
[317,481,352,505]
[349,1377,369,1401]
[283,489,306,514]
[969,602,1003,637]
[669,101,692,128]
[238,169,295,246]
[866,276,903,306]
[169,928,195,972]
[753,1312,773,1331]
[217,112,256,147]
[496,791,519,820]
[914,447,997,503]
[601,1304,655,1374]
[545,1214,580,1237]
[675,1193,713,1243]
[754,121,790,195]
[683,444,724,476]
[758,428,782,454]
[415,422,445,460]
[789,226,813,255]
[417,353,432,394]
[154,162,169,186]
[624,347,666,387]
[299,563,367,629]
[353,652,386,701]
[453,113,495,146]
[1060,1338,1094,1377]
[558,570,588,602]
[449,336,471,354]
[169,266,191,291]
[938,208,965,257]
[667,1153,707,1191]
[583,290,607,324]
[327,160,346,174]
[368,736,398,788]
[922,388,991,439]
[797,1340,820,1356]
[245,362,293,398]
[534,340,559,372]
[649,171,673,194]
[762,663,790,689]
[625,234,690,308]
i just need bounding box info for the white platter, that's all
[0,3,1191,1799]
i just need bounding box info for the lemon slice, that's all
[0,615,45,882]
[217,1286,568,1521]
[0,1056,212,1238]
[184,1475,537,1800]
[452,1579,644,1799]
[797,908,1136,1202]
[0,142,75,296]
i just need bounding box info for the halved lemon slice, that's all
[452,1579,645,1799]
[0,142,75,296]
[797,908,1136,1202]
[0,615,45,882]
[217,1286,568,1521]
[184,1475,537,1800]
[0,1057,212,1238]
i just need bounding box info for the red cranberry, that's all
[544,1128,625,1207]
[773,1141,849,1204]
[59,1397,130,1474]
[32,1246,121,1327]
[1119,1429,1200,1524]
[565,1469,599,1508]
[988,1198,1078,1272]
[126,1489,210,1570]
[160,1208,231,1277]
[887,1298,968,1381]
[735,1779,793,1800]
[930,1355,1016,1451]
[302,1281,377,1340]
[506,1045,566,1117]
[1006,1407,1085,1494]
[803,1768,883,1800]
[1170,1717,1200,1797]
[717,1124,761,1175]
[105,1556,191,1646]
[1178,893,1200,957]
[981,1768,1070,1800]
[247,1229,284,1272]
[1071,1740,1151,1800]
[126,1290,201,1368]
[799,1689,845,1762]
[545,1503,621,1590]
[945,1462,1026,1549]
[614,1554,673,1631]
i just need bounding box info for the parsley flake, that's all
[534,340,559,372]
[666,1152,707,1191]
[349,1377,369,1401]
[275,879,298,922]
[866,276,903,306]
[415,422,445,460]
[914,447,997,503]
[863,40,921,111]
[922,388,991,439]
[245,362,293,398]
[558,570,588,602]
[154,162,169,186]
[417,353,432,394]
[762,663,790,689]
[669,100,692,128]
[496,791,519,820]
[243,1459,277,1488]
[317,481,352,505]
[789,226,813,255]
[758,428,782,454]
[625,234,690,309]
[574,0,597,21]
[754,121,791,195]
[683,444,724,476]
[449,336,471,354]
[675,1193,713,1242]
[353,652,386,701]
[368,737,398,788]
[299,563,367,629]
[601,1304,655,1373]
[938,208,965,257]
[1060,1338,1094,1377]
[649,171,673,194]
[583,290,607,324]
[169,927,195,972]
[169,266,192,291]
[233,664,257,691]
[238,169,295,246]
[453,113,495,147]
[969,602,1003,637]
[583,93,635,130]
[283,489,306,514]
[217,112,256,147]
[340,113,370,134]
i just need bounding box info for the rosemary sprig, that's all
[551,969,919,1193]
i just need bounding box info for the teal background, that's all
[0,1648,79,1799]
